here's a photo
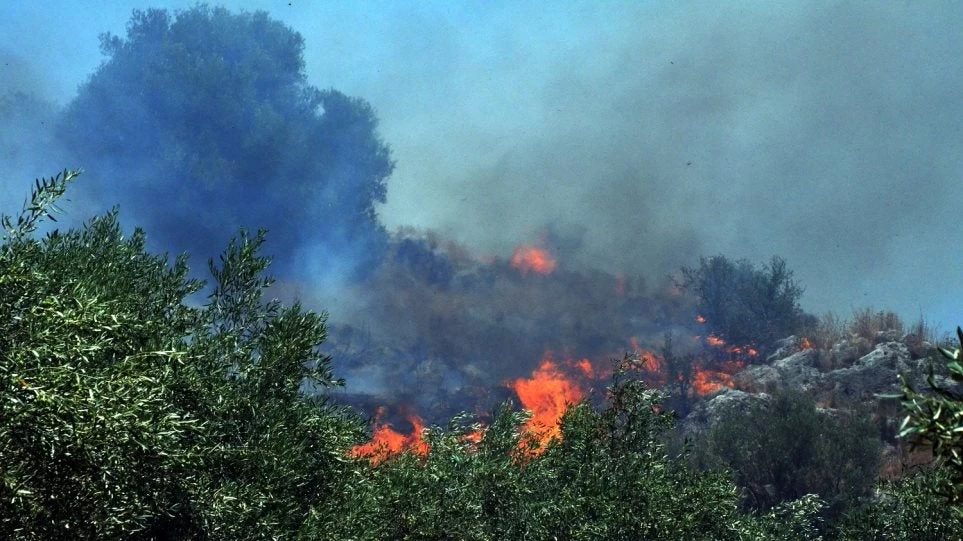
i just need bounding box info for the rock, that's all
[826,342,918,399]
[767,335,805,363]
[876,329,901,343]
[829,336,872,368]
[772,348,821,391]
[734,364,780,393]
[683,389,769,433]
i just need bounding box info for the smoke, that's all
[358,2,963,325]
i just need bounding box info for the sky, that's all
[2,0,962,331]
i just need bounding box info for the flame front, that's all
[510,245,557,276]
[702,332,759,358]
[351,408,429,464]
[510,354,585,453]
[691,368,734,395]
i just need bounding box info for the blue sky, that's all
[2,1,962,331]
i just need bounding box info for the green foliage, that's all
[679,255,812,352]
[0,171,364,538]
[897,326,963,509]
[832,465,963,540]
[694,389,881,518]
[1,169,80,243]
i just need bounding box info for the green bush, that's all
[897,326,963,509]
[694,389,881,519]
[832,465,963,540]
[0,171,365,539]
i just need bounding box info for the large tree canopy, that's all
[58,6,393,279]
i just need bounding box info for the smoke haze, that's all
[2,2,962,420]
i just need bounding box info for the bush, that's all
[897,326,963,509]
[694,389,881,519]
[833,465,963,540]
[850,307,904,344]
[0,171,365,539]
[679,255,811,354]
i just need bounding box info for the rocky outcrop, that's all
[772,349,822,391]
[735,348,821,393]
[825,342,921,400]
[679,334,963,449]
[828,336,873,368]
[727,339,940,406]
[766,335,807,363]
[733,364,779,393]
[683,389,769,433]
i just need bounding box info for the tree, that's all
[0,170,364,538]
[679,255,812,354]
[57,6,394,280]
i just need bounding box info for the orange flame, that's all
[510,355,585,453]
[462,429,485,444]
[691,368,734,396]
[695,315,706,323]
[510,245,557,276]
[800,337,813,350]
[351,408,429,464]
[575,358,594,378]
[703,334,758,357]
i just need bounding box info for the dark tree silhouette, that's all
[58,6,393,280]
[680,255,812,353]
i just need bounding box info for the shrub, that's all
[833,465,963,540]
[0,171,365,539]
[850,307,904,345]
[897,326,963,510]
[694,389,881,519]
[679,255,810,354]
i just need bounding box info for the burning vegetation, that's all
[510,244,557,276]
[345,243,777,463]
[350,408,429,464]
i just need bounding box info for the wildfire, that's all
[351,408,429,465]
[706,335,726,347]
[702,333,759,358]
[509,354,586,453]
[462,429,486,444]
[575,358,594,378]
[627,337,665,386]
[800,337,813,349]
[695,315,706,323]
[691,368,734,396]
[510,245,557,276]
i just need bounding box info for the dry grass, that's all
[808,311,848,352]
[850,307,904,344]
